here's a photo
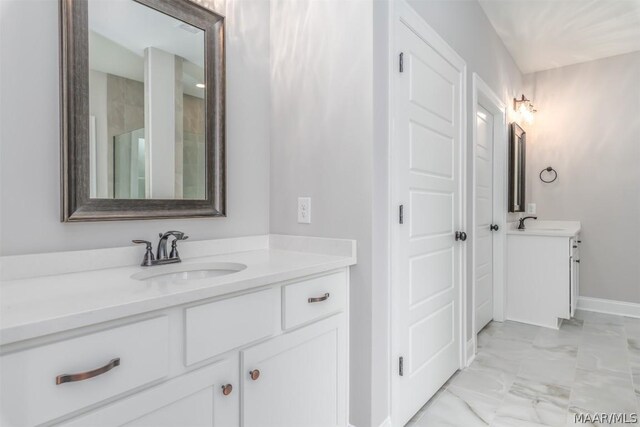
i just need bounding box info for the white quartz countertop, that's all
[506,220,581,237]
[0,235,356,346]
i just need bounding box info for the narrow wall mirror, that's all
[508,122,526,212]
[60,0,225,221]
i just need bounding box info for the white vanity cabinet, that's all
[59,357,239,427]
[506,221,581,329]
[0,268,350,427]
[242,315,346,427]
[0,317,171,427]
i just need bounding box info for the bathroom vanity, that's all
[506,221,581,329]
[0,235,355,427]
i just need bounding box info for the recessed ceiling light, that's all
[178,23,200,34]
[195,83,205,88]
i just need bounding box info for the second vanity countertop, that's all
[0,235,357,346]
[506,220,581,237]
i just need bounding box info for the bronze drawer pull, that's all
[55,358,121,385]
[221,384,233,395]
[249,369,260,381]
[308,293,330,303]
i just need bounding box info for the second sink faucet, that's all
[518,216,538,230]
[132,231,188,267]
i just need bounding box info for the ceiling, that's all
[89,0,204,67]
[478,0,640,74]
[88,0,205,98]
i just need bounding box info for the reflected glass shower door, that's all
[114,128,146,199]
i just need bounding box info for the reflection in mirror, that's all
[88,0,205,200]
[509,122,526,213]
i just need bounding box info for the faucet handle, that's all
[132,240,155,266]
[169,235,188,259]
[132,239,152,248]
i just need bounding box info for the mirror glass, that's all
[509,123,526,212]
[88,0,206,200]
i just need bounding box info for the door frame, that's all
[389,1,468,425]
[471,73,507,354]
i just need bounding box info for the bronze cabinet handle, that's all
[308,293,330,303]
[221,384,233,395]
[56,358,121,385]
[249,369,260,381]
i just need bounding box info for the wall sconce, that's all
[513,94,537,124]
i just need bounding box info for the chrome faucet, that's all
[132,231,189,267]
[517,216,538,230]
[156,231,187,260]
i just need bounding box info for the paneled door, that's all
[392,5,466,426]
[475,104,495,332]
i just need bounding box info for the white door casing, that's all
[391,2,467,425]
[474,103,494,333]
[471,73,507,348]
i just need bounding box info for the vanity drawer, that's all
[0,316,169,426]
[282,270,347,330]
[185,288,280,366]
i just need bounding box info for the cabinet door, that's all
[242,315,346,427]
[569,238,579,317]
[60,357,238,427]
[572,245,580,318]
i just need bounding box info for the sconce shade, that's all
[514,94,536,124]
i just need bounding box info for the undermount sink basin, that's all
[131,262,247,282]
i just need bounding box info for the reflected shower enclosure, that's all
[87,0,206,201]
[113,129,146,199]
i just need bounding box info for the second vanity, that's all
[506,220,581,329]
[0,235,356,427]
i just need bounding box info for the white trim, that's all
[466,338,476,366]
[346,418,392,427]
[347,416,391,427]
[577,297,640,318]
[470,73,507,356]
[389,2,467,426]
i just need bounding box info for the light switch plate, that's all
[297,197,311,224]
[527,203,537,215]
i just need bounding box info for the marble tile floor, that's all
[407,310,640,427]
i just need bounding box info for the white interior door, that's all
[392,8,466,426]
[474,104,495,333]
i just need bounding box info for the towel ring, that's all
[539,167,557,183]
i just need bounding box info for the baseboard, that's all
[466,337,476,366]
[577,296,640,319]
[348,417,390,427]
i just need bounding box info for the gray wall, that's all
[524,52,640,304]
[267,1,525,426]
[406,0,524,372]
[0,0,270,255]
[367,2,525,425]
[268,1,373,426]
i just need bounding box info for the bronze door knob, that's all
[221,384,233,395]
[249,369,260,381]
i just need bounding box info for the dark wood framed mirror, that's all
[508,122,526,213]
[60,0,225,221]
